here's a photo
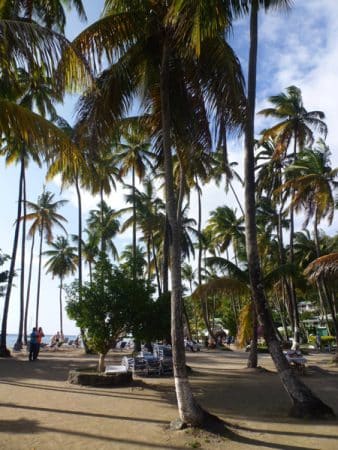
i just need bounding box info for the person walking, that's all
[28,327,38,361]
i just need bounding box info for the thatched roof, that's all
[304,252,338,283]
[191,277,250,300]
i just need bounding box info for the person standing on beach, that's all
[34,327,45,360]
[28,327,38,361]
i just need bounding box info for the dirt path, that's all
[0,347,337,449]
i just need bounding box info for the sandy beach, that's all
[0,346,337,450]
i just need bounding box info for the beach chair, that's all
[153,344,173,375]
[284,350,307,375]
[144,355,161,376]
[132,356,149,376]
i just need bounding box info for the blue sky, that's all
[1,1,338,335]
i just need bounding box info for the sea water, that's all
[6,334,78,348]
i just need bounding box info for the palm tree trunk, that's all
[183,300,192,341]
[75,175,89,352]
[24,234,35,345]
[14,157,26,351]
[221,129,245,216]
[132,166,137,280]
[244,0,334,418]
[0,160,24,356]
[277,198,293,339]
[162,215,170,293]
[35,222,44,328]
[314,218,332,330]
[59,277,63,335]
[147,237,151,282]
[196,178,203,286]
[151,233,162,297]
[100,187,104,253]
[160,37,205,426]
[75,175,83,292]
[289,127,300,349]
[247,301,258,368]
[89,262,93,284]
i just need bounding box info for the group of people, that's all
[28,327,44,361]
[50,331,64,347]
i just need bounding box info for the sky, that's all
[1,0,338,336]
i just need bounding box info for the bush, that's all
[321,336,336,344]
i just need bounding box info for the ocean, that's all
[6,333,78,349]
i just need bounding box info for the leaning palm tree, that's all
[242,0,333,417]
[44,236,77,335]
[24,190,68,328]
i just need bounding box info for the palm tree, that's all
[116,122,154,279]
[281,143,338,256]
[259,86,327,158]
[204,206,245,265]
[243,0,333,417]
[119,244,147,280]
[86,201,120,260]
[24,190,68,328]
[5,65,62,351]
[173,145,215,285]
[44,236,77,334]
[130,177,165,293]
[282,144,338,335]
[81,229,100,284]
[259,86,328,349]
[47,116,90,306]
[17,0,87,33]
[0,1,90,144]
[71,0,246,426]
[0,1,89,356]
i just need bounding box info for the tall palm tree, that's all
[44,236,77,334]
[173,145,215,285]
[71,0,246,426]
[46,117,91,305]
[128,177,165,293]
[0,0,89,357]
[24,190,68,328]
[5,66,62,351]
[259,86,328,349]
[116,122,154,279]
[243,0,333,417]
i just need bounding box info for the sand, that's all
[0,346,337,450]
